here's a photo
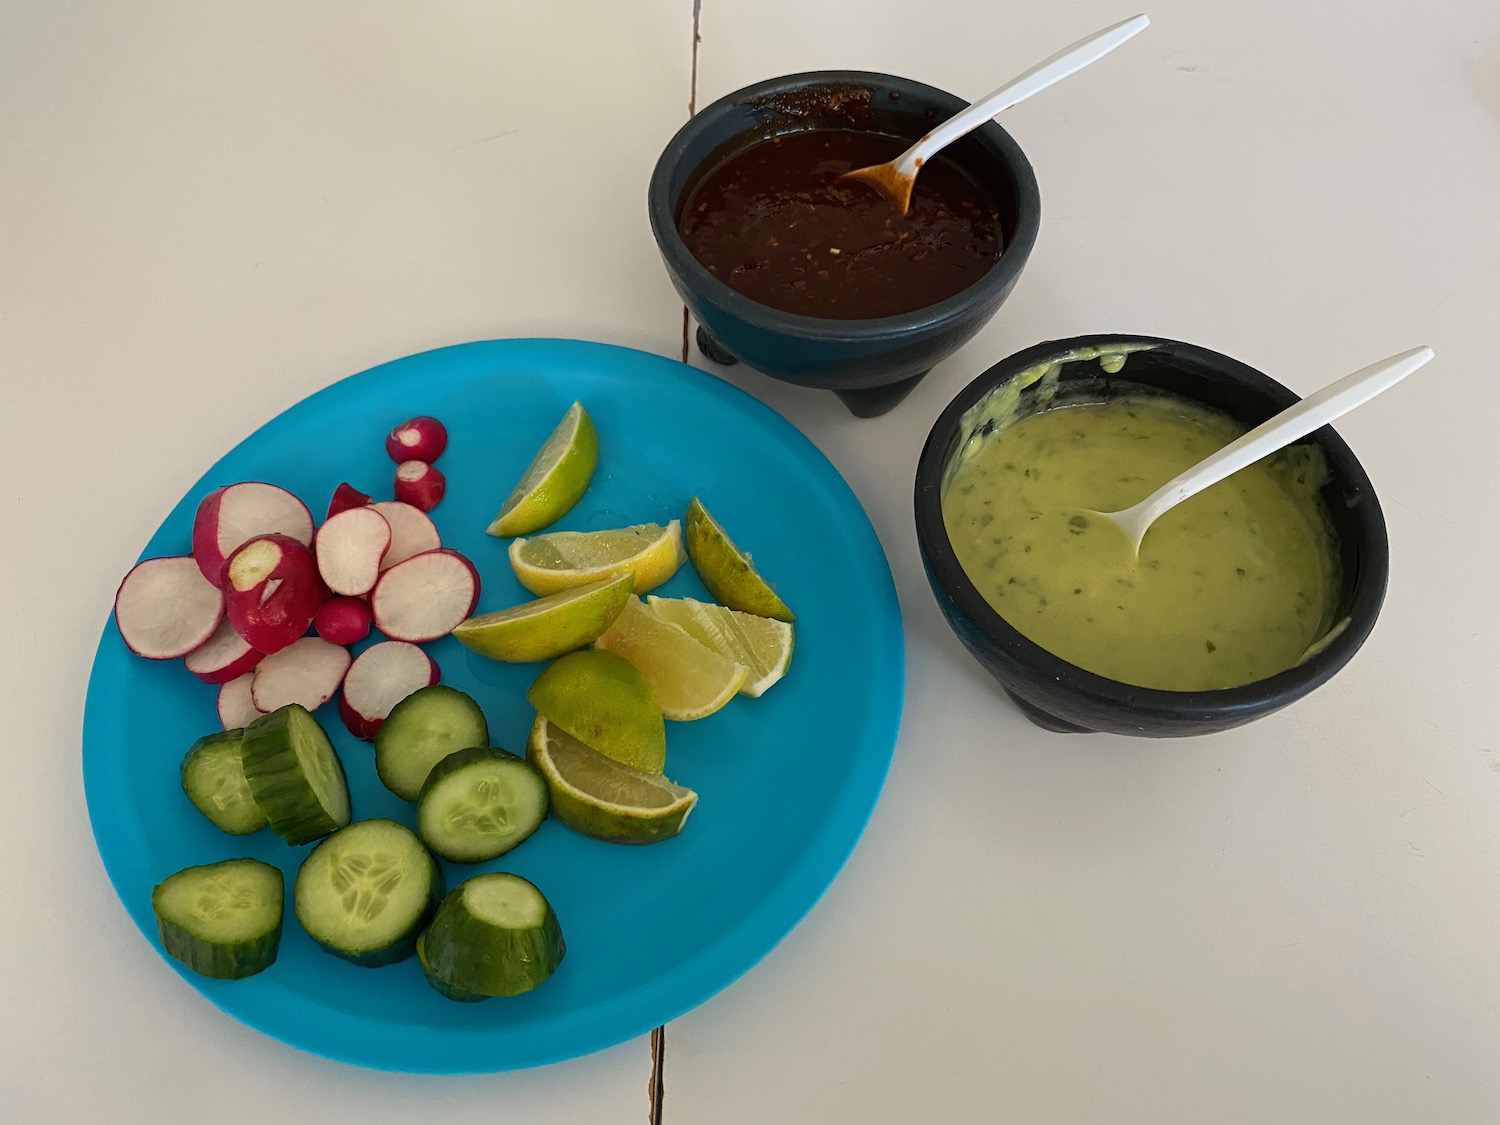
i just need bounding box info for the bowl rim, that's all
[647,69,1042,342]
[913,332,1391,721]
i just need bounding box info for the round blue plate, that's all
[83,339,903,1072]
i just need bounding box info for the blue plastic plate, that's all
[83,339,903,1072]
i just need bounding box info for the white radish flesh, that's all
[369,548,480,642]
[223,534,326,655]
[338,640,440,740]
[184,617,264,684]
[251,637,352,713]
[217,672,265,730]
[385,415,447,463]
[393,460,446,512]
[315,506,391,595]
[192,482,314,587]
[313,596,373,645]
[368,501,441,570]
[114,556,225,660]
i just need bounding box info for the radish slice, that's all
[184,617,264,684]
[222,533,326,655]
[385,416,447,463]
[217,672,265,730]
[114,556,225,660]
[316,506,392,596]
[393,460,446,512]
[370,548,480,642]
[313,596,373,646]
[326,481,372,520]
[368,501,441,570]
[338,640,440,740]
[192,482,314,587]
[251,637,352,713]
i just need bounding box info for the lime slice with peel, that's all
[452,574,633,663]
[646,595,793,697]
[683,498,795,622]
[526,716,696,845]
[509,521,685,597]
[525,649,665,774]
[487,402,598,538]
[593,597,747,720]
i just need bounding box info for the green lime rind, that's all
[526,650,665,774]
[683,497,795,622]
[487,402,598,538]
[452,573,632,663]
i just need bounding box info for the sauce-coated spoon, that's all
[1093,345,1435,554]
[840,14,1151,213]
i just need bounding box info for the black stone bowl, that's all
[913,335,1390,737]
[647,71,1041,418]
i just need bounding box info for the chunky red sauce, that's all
[677,128,1002,320]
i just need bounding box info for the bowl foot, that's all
[1003,689,1093,734]
[695,325,739,367]
[834,370,929,418]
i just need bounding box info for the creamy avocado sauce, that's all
[941,394,1339,691]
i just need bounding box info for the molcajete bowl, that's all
[648,70,1041,418]
[913,334,1390,737]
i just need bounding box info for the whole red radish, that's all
[316,506,391,596]
[370,548,479,642]
[114,556,224,660]
[184,617,264,684]
[368,501,441,569]
[394,460,445,512]
[192,482,314,587]
[217,672,264,730]
[251,636,352,713]
[314,596,373,646]
[325,481,372,520]
[385,415,447,463]
[338,640,440,740]
[222,533,326,655]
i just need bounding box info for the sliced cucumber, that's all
[416,747,549,863]
[241,704,351,845]
[421,872,565,997]
[374,685,490,802]
[293,818,442,967]
[179,729,266,836]
[416,929,488,1003]
[151,858,283,980]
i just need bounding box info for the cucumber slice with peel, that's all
[374,685,490,801]
[180,728,267,835]
[151,858,283,980]
[241,704,351,845]
[416,746,549,863]
[421,872,566,997]
[416,929,488,1003]
[294,818,442,967]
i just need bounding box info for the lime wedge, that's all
[487,402,598,538]
[646,596,793,697]
[509,521,685,597]
[453,574,632,663]
[683,498,794,622]
[526,716,696,845]
[593,598,747,720]
[525,649,665,774]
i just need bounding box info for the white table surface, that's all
[4,1,1498,1122]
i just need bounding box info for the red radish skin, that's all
[338,640,440,740]
[385,415,447,463]
[114,556,225,660]
[251,637,352,713]
[315,506,391,595]
[217,672,265,730]
[368,501,441,570]
[222,534,326,655]
[192,482,314,587]
[184,617,264,684]
[369,548,480,642]
[393,460,446,512]
[313,596,373,646]
[326,481,372,520]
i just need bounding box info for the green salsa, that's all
[941,395,1339,691]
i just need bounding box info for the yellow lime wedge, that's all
[509,520,685,597]
[452,574,633,663]
[487,402,598,538]
[645,595,793,697]
[525,649,665,773]
[683,498,794,622]
[592,598,747,720]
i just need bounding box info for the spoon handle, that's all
[906,14,1151,169]
[1132,345,1435,528]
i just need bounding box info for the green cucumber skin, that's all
[374,686,490,802]
[293,819,443,968]
[241,705,351,846]
[422,874,566,997]
[151,859,283,980]
[416,746,550,864]
[180,729,267,836]
[416,930,489,1003]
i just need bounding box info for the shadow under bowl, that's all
[648,70,1041,418]
[913,334,1390,737]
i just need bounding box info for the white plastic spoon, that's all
[840,13,1151,213]
[1093,345,1435,554]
